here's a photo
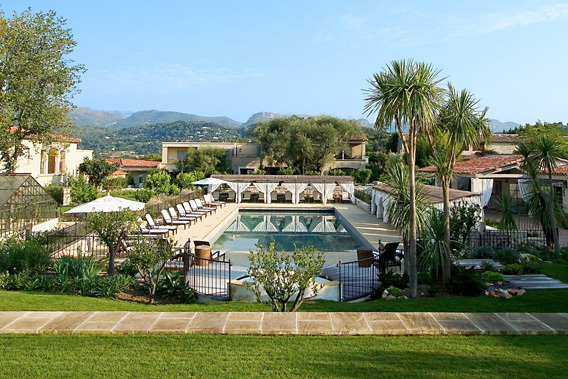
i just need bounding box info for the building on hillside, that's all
[160,138,368,174]
[106,159,162,187]
[0,128,93,187]
[397,133,519,157]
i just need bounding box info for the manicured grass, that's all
[2,287,567,313]
[1,334,567,378]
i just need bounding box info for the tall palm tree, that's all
[431,84,490,278]
[364,59,444,297]
[531,135,562,252]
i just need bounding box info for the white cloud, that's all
[81,64,265,95]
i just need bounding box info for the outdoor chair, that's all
[193,239,226,261]
[374,241,402,273]
[195,198,216,214]
[204,193,225,208]
[189,199,212,216]
[160,209,190,229]
[137,223,171,236]
[184,201,208,217]
[168,207,197,224]
[145,214,178,234]
[177,203,202,222]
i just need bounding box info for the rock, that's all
[385,295,396,300]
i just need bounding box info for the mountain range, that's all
[69,107,519,132]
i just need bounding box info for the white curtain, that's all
[371,191,376,214]
[311,216,336,233]
[209,183,221,194]
[294,183,308,204]
[283,215,308,233]
[226,216,250,232]
[253,182,278,203]
[518,178,531,200]
[311,183,336,204]
[253,216,278,232]
[480,178,494,207]
[282,183,297,204]
[382,196,391,223]
[339,183,355,204]
[227,182,250,203]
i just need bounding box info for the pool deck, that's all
[1,311,567,335]
[173,202,401,263]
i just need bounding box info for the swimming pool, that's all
[211,210,363,253]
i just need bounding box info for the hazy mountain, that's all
[109,110,241,128]
[488,119,520,133]
[69,107,127,127]
[241,111,373,128]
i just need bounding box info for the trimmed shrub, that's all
[157,271,196,304]
[0,236,52,275]
[469,246,496,260]
[445,265,486,297]
[481,271,505,284]
[496,248,520,265]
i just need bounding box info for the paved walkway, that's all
[1,312,567,335]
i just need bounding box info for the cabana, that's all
[370,182,483,222]
[211,175,356,204]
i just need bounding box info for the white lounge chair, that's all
[160,209,190,229]
[145,214,178,234]
[168,207,196,224]
[192,199,215,215]
[185,201,208,217]
[204,193,225,208]
[177,203,202,222]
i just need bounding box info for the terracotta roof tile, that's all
[9,126,81,143]
[106,158,161,168]
[419,155,524,175]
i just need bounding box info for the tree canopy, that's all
[0,9,84,172]
[255,116,364,175]
[176,146,230,176]
[78,158,119,188]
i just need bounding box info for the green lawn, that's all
[0,334,567,378]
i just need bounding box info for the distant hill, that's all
[74,121,246,157]
[109,110,241,128]
[488,119,520,133]
[69,108,127,127]
[241,111,373,128]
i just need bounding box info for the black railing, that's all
[183,253,232,300]
[466,230,546,252]
[336,257,379,301]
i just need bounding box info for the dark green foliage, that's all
[73,121,245,157]
[176,171,205,189]
[327,169,346,176]
[157,271,196,304]
[79,158,119,188]
[481,271,505,284]
[450,200,482,253]
[445,265,486,296]
[70,175,99,203]
[44,182,64,204]
[378,271,409,291]
[496,247,520,264]
[503,263,524,275]
[417,271,435,285]
[102,176,127,190]
[116,258,140,277]
[176,147,230,175]
[469,246,496,259]
[134,188,154,202]
[0,236,52,275]
[354,189,371,204]
[352,168,372,184]
[143,169,179,195]
[278,167,296,175]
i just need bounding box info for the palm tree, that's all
[431,84,490,278]
[532,135,561,253]
[364,60,444,297]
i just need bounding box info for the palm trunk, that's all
[442,180,451,279]
[549,170,560,253]
[407,150,418,299]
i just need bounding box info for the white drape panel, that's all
[253,182,278,203]
[283,215,308,233]
[209,183,221,194]
[382,197,391,223]
[295,183,308,204]
[228,182,251,203]
[311,216,336,233]
[226,216,250,232]
[480,179,494,207]
[312,183,336,204]
[339,183,355,204]
[518,178,531,200]
[226,181,238,201]
[282,183,297,204]
[311,183,325,201]
[253,216,278,232]
[371,191,376,214]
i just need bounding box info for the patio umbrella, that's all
[191,177,230,193]
[64,194,146,214]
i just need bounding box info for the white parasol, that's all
[191,177,230,193]
[64,194,146,214]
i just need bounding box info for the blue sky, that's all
[3,1,568,124]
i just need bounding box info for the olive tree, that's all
[247,243,325,312]
[0,9,85,172]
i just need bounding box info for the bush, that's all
[44,182,64,204]
[352,168,372,184]
[445,265,486,297]
[157,271,196,303]
[144,169,179,196]
[116,258,139,277]
[54,256,102,280]
[278,167,296,175]
[92,275,135,298]
[384,285,405,298]
[354,189,371,204]
[102,176,127,190]
[503,263,524,275]
[417,271,435,285]
[134,188,154,202]
[378,271,409,291]
[70,175,99,204]
[176,171,205,189]
[481,271,505,284]
[469,246,496,260]
[0,236,52,275]
[327,169,346,176]
[496,248,520,265]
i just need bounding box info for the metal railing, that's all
[337,256,379,301]
[183,252,232,300]
[466,229,546,252]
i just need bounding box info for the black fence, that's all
[334,257,379,301]
[465,230,546,253]
[184,253,232,300]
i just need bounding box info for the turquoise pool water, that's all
[212,210,362,253]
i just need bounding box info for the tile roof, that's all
[9,126,81,143]
[106,159,161,168]
[373,183,479,204]
[419,155,524,175]
[486,134,519,143]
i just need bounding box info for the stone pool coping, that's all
[1,312,567,335]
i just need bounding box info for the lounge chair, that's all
[204,193,225,208]
[177,203,202,222]
[145,214,178,234]
[188,200,211,216]
[193,239,226,261]
[160,209,190,229]
[168,207,196,224]
[374,241,402,273]
[194,199,216,214]
[137,223,171,236]
[183,201,207,218]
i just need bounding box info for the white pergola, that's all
[211,175,356,204]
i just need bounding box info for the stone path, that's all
[504,274,568,289]
[1,312,567,335]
